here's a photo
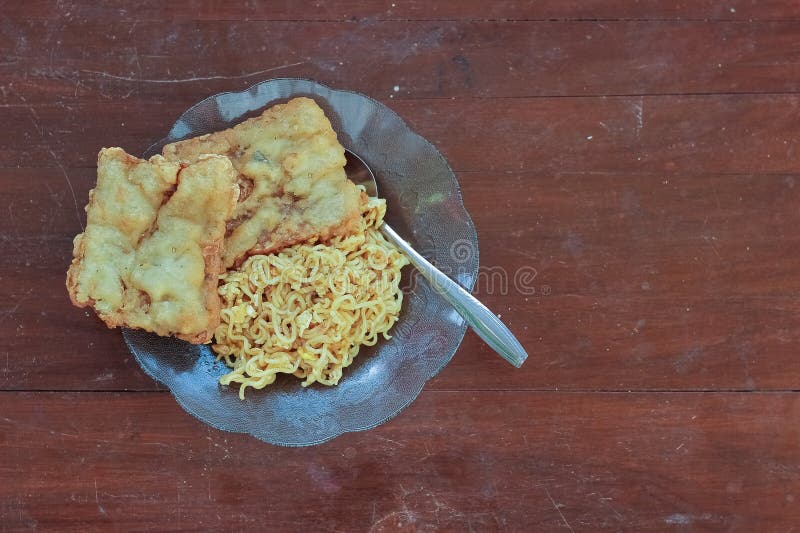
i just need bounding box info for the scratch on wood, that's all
[632,96,644,135]
[0,300,24,327]
[80,62,306,84]
[414,442,433,463]
[133,46,142,80]
[368,509,414,532]
[0,414,77,438]
[506,246,539,262]
[599,496,623,520]
[0,289,33,327]
[544,487,574,533]
[95,479,107,515]
[27,107,43,136]
[176,480,181,527]
[376,435,405,448]
[47,148,84,231]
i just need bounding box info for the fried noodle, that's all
[212,196,409,399]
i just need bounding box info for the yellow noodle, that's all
[212,196,409,399]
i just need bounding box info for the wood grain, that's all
[2,2,799,530]
[6,0,800,21]
[2,19,800,104]
[0,391,798,531]
[4,95,800,174]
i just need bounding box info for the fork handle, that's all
[381,223,528,368]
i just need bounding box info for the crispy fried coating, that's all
[66,147,240,343]
[162,97,363,268]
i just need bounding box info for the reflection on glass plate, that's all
[124,78,479,446]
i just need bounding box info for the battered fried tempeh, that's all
[66,147,240,343]
[162,97,363,269]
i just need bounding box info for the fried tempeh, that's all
[162,97,363,269]
[66,147,239,343]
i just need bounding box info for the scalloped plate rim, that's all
[125,77,479,446]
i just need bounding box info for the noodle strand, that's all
[212,196,409,399]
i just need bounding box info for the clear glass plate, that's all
[123,78,479,446]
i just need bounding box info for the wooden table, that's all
[2,2,799,530]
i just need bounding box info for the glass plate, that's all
[123,78,479,446]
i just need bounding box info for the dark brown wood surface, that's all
[2,1,799,531]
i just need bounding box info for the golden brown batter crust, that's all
[66,148,239,343]
[162,97,363,269]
